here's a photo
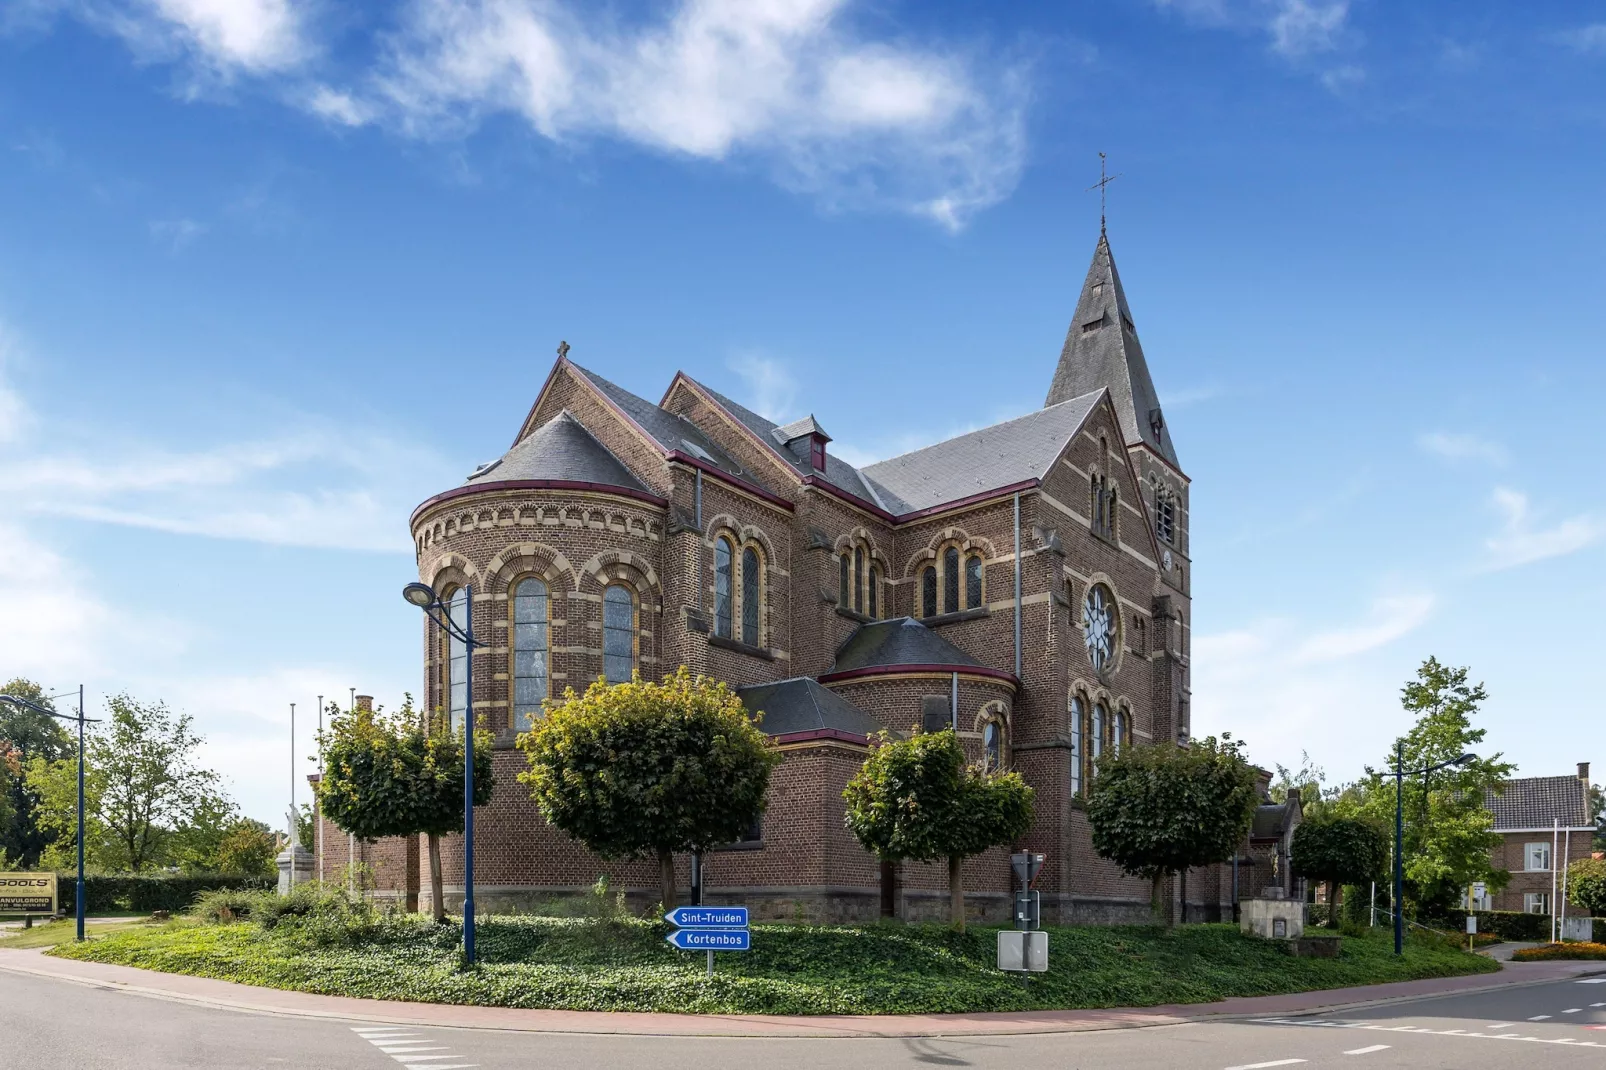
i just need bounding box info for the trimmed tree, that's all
[318,696,493,921]
[519,668,780,910]
[1290,816,1389,928]
[1086,735,1259,927]
[843,729,1034,931]
[1567,857,1606,918]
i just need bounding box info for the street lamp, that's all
[0,687,99,942]
[1392,745,1476,955]
[400,580,481,967]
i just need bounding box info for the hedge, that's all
[57,874,275,914]
[1435,909,1553,942]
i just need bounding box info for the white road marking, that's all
[1578,978,1606,984]
[1245,1017,1606,1049]
[1485,1023,1513,1029]
[1343,1045,1390,1055]
[351,1026,477,1069]
[1564,1008,1582,1013]
[1224,1061,1306,1070]
[1528,1015,1552,1020]
[1594,1003,1606,1008]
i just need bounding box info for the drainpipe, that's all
[950,671,959,732]
[1013,492,1022,680]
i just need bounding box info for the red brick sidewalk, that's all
[0,946,1599,1038]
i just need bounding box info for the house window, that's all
[809,436,826,472]
[943,547,959,614]
[511,577,549,732]
[854,548,865,613]
[839,553,851,607]
[602,584,636,684]
[1525,892,1549,914]
[1070,696,1084,797]
[1113,709,1126,755]
[921,566,937,618]
[1524,842,1551,872]
[445,587,468,733]
[983,721,1002,772]
[741,546,761,646]
[714,536,734,638]
[868,565,879,619]
[965,554,983,610]
[1091,703,1106,764]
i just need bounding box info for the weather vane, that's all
[1086,152,1122,235]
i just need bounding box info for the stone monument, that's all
[276,806,314,895]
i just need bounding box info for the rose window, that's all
[1082,585,1116,672]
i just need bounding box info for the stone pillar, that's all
[277,844,314,895]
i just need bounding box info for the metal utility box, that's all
[997,929,1048,973]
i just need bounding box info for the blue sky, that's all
[2,0,1603,827]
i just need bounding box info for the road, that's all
[3,970,1604,1069]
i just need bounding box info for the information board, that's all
[0,873,57,915]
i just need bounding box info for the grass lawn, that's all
[0,917,159,949]
[48,916,1500,1015]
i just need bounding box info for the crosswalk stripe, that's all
[1224,1061,1306,1070]
[1343,1046,1389,1055]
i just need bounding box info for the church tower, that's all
[1048,233,1193,744]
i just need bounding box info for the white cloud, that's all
[149,216,206,250]
[306,84,373,126]
[1292,593,1434,663]
[1152,0,1351,60]
[1418,430,1507,467]
[1553,24,1606,56]
[1482,487,1605,571]
[727,351,798,422]
[54,0,313,75]
[359,0,1028,228]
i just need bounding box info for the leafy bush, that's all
[52,918,1498,1016]
[249,883,385,947]
[1436,908,1551,942]
[1565,858,1606,917]
[1511,941,1606,961]
[61,873,274,914]
[190,887,269,923]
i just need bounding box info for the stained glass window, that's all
[965,554,983,610]
[446,587,468,733]
[714,536,733,638]
[921,566,937,618]
[741,546,760,646]
[943,547,959,614]
[511,577,548,732]
[603,584,635,684]
[1070,696,1084,796]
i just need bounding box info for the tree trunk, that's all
[1152,873,1171,928]
[1327,879,1340,929]
[1180,868,1189,926]
[948,855,965,932]
[658,846,677,911]
[427,832,445,923]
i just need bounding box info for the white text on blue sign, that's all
[665,906,748,928]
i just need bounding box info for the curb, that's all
[0,948,1600,1039]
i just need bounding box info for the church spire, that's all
[1044,233,1179,468]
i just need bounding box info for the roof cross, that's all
[1086,152,1122,235]
[557,340,570,359]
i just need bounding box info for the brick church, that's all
[318,232,1246,924]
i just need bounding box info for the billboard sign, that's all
[0,873,57,915]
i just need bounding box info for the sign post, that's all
[1466,913,1477,952]
[0,874,58,918]
[665,905,750,978]
[1000,852,1048,975]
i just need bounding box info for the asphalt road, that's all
[3,970,1604,1069]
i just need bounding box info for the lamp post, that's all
[402,580,481,967]
[0,687,98,942]
[1392,745,1477,955]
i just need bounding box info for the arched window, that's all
[1108,486,1119,540]
[853,547,865,613]
[1069,696,1084,796]
[839,552,851,607]
[868,564,879,619]
[921,566,937,618]
[714,536,734,638]
[741,546,761,646]
[1155,484,1176,544]
[1113,709,1127,755]
[1091,702,1106,764]
[603,584,636,684]
[445,587,468,733]
[942,546,959,614]
[965,553,983,610]
[983,720,1002,772]
[1091,472,1105,533]
[511,577,548,732]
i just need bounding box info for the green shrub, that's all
[1436,908,1550,942]
[190,888,269,924]
[60,873,274,914]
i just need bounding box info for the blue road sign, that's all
[664,905,748,929]
[666,927,751,951]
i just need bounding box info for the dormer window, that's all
[809,435,826,472]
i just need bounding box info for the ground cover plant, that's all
[50,912,1498,1016]
[1510,941,1606,962]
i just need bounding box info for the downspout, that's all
[950,671,959,732]
[1013,492,1022,681]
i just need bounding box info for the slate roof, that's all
[465,410,652,496]
[858,393,1103,514]
[1485,775,1593,829]
[1044,233,1179,468]
[772,415,830,443]
[685,379,885,505]
[566,362,753,482]
[828,617,985,675]
[738,677,883,739]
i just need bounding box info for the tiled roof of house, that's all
[737,677,882,739]
[1045,232,1179,468]
[1485,775,1592,829]
[465,410,652,496]
[567,362,753,482]
[827,617,984,674]
[859,392,1104,514]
